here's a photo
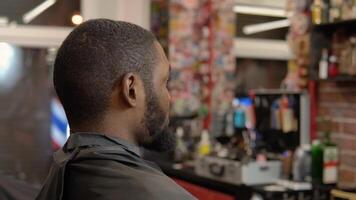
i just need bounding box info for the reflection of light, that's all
[232,98,240,107]
[0,17,9,26]
[0,42,14,78]
[71,14,83,25]
[66,125,70,139]
[0,43,22,93]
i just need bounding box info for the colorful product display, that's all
[286,0,311,90]
[318,32,356,79]
[311,0,356,24]
[151,0,169,54]
[169,0,235,136]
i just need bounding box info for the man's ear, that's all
[122,73,139,107]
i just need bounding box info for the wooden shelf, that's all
[310,75,356,82]
[171,114,198,121]
[312,18,356,32]
[250,89,302,95]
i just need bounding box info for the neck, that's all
[70,115,138,146]
[97,125,137,146]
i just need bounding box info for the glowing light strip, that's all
[233,5,290,17]
[243,19,290,35]
[22,0,57,24]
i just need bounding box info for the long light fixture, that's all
[243,19,290,35]
[22,0,57,24]
[233,5,290,18]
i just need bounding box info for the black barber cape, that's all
[36,133,196,200]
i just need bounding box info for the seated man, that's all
[36,19,196,200]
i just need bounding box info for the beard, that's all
[140,88,176,152]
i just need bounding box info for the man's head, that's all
[54,19,174,151]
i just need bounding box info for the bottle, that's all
[329,0,342,22]
[174,127,188,163]
[350,37,356,75]
[281,96,294,133]
[352,0,356,18]
[240,97,256,129]
[322,0,330,23]
[312,0,325,24]
[197,130,211,157]
[271,100,281,130]
[319,48,329,79]
[328,55,339,78]
[322,131,339,184]
[311,139,323,184]
[293,144,312,182]
[234,107,246,129]
[225,108,235,136]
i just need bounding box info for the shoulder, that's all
[65,145,167,184]
[65,166,195,200]
[64,147,196,200]
[64,160,166,200]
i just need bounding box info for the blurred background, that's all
[0,0,356,199]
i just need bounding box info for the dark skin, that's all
[91,41,171,146]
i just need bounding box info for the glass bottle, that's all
[312,139,323,184]
[328,55,339,78]
[322,131,339,184]
[312,0,325,24]
[319,48,329,79]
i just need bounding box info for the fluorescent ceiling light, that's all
[22,0,57,24]
[233,5,290,17]
[243,19,290,35]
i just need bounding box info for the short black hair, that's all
[54,19,157,127]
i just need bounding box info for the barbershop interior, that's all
[0,0,356,199]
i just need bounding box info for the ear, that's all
[122,73,139,107]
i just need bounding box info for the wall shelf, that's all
[311,75,356,82]
[309,19,356,81]
[312,18,356,32]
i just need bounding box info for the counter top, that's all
[155,161,252,199]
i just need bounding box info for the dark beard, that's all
[140,88,175,152]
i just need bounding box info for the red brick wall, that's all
[318,82,356,188]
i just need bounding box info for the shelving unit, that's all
[311,75,356,82]
[309,19,356,81]
[309,18,356,139]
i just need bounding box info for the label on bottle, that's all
[199,144,210,156]
[323,146,339,184]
